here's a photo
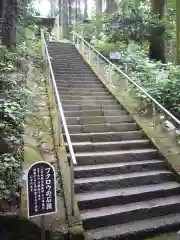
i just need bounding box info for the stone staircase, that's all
[48,42,180,239]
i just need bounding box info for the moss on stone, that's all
[69,225,85,240]
[145,232,179,240]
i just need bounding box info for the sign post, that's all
[27,161,57,239]
[109,52,121,60]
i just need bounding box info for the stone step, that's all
[53,62,85,65]
[76,181,180,210]
[49,47,75,50]
[50,53,79,57]
[56,78,101,83]
[52,63,90,68]
[51,54,83,58]
[54,72,94,76]
[61,95,114,101]
[50,49,80,52]
[81,195,180,230]
[72,149,158,165]
[65,130,145,142]
[62,99,119,105]
[51,54,84,58]
[52,59,87,62]
[57,82,103,86]
[63,105,124,111]
[74,159,164,178]
[53,68,92,73]
[57,83,103,88]
[74,170,173,193]
[64,109,127,117]
[86,213,180,240]
[54,68,92,73]
[69,139,150,152]
[58,82,103,87]
[52,60,84,64]
[66,123,137,133]
[50,53,81,56]
[52,64,90,69]
[54,73,95,77]
[53,69,93,74]
[49,45,74,48]
[65,115,133,125]
[52,62,90,66]
[59,91,110,96]
[55,76,99,80]
[49,43,180,239]
[51,53,80,57]
[59,87,106,93]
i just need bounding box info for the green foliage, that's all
[86,0,180,119]
[73,23,94,39]
[108,41,180,119]
[73,12,106,39]
[0,153,22,199]
[0,10,42,201]
[104,0,167,44]
[91,39,117,53]
[1,72,26,199]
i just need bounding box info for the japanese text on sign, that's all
[27,161,57,218]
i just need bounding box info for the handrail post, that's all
[72,32,75,44]
[77,37,79,50]
[88,45,91,63]
[152,102,156,138]
[109,64,112,89]
[97,55,100,73]
[82,40,85,56]
[80,39,83,54]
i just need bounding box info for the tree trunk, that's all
[77,0,81,21]
[75,0,78,21]
[84,0,88,18]
[105,0,118,14]
[96,0,102,13]
[62,0,69,38]
[2,0,17,47]
[59,0,62,25]
[149,0,166,63]
[50,0,54,17]
[0,0,4,18]
[68,0,72,25]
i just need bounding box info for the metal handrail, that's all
[72,31,180,127]
[42,33,77,165]
[41,29,77,216]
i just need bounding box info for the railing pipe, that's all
[72,31,180,127]
[41,30,77,216]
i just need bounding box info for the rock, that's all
[176,130,180,136]
[165,120,176,131]
[40,142,53,153]
[16,58,30,74]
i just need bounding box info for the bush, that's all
[0,21,41,202]
[91,37,180,119]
